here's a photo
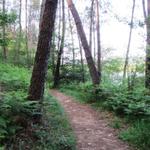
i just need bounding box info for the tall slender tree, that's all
[28,0,58,100]
[57,0,62,51]
[123,0,135,79]
[68,9,75,72]
[16,0,22,62]
[89,0,94,51]
[93,18,96,62]
[96,0,101,81]
[53,0,66,87]
[66,0,100,85]
[145,0,150,89]
[78,34,85,82]
[2,0,7,60]
[25,0,30,67]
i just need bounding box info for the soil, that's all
[50,90,132,150]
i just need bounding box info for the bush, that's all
[0,91,39,144]
[103,90,150,117]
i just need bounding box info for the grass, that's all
[10,93,76,150]
[40,94,76,150]
[60,88,85,104]
[0,62,76,150]
[120,120,150,150]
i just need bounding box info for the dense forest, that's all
[0,0,150,150]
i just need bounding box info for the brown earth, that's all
[50,90,132,150]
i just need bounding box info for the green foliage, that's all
[0,11,17,47]
[61,81,150,118]
[12,94,76,150]
[120,120,150,150]
[103,58,123,73]
[0,62,76,149]
[40,94,76,150]
[0,62,35,145]
[57,63,87,84]
[110,118,122,129]
[0,12,16,26]
[0,63,30,91]
[103,89,150,117]
[60,82,107,103]
[0,91,39,142]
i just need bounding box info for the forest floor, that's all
[50,90,133,150]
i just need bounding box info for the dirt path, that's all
[50,90,131,150]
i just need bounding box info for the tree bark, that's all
[66,0,100,85]
[96,0,102,81]
[78,34,85,82]
[25,0,30,67]
[68,9,75,72]
[57,0,62,51]
[93,20,96,62]
[28,0,58,100]
[53,0,66,88]
[145,0,150,89]
[123,0,135,79]
[89,0,94,51]
[142,0,147,20]
[17,0,22,62]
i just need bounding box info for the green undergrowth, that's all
[0,62,76,150]
[10,94,76,150]
[0,62,30,91]
[120,119,150,150]
[60,82,150,150]
[40,94,76,150]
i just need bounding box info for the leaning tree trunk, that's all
[28,0,58,100]
[123,0,135,79]
[145,0,150,89]
[53,0,66,88]
[66,0,100,85]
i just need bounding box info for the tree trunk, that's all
[53,0,66,88]
[17,0,22,62]
[78,34,85,82]
[123,0,135,79]
[51,33,56,76]
[145,0,150,89]
[93,20,96,62]
[66,0,100,85]
[25,0,30,67]
[28,0,58,100]
[142,0,147,20]
[57,0,62,51]
[2,0,7,60]
[68,9,75,72]
[89,0,94,51]
[39,0,46,27]
[96,0,101,81]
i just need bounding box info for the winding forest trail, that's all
[50,90,132,150]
